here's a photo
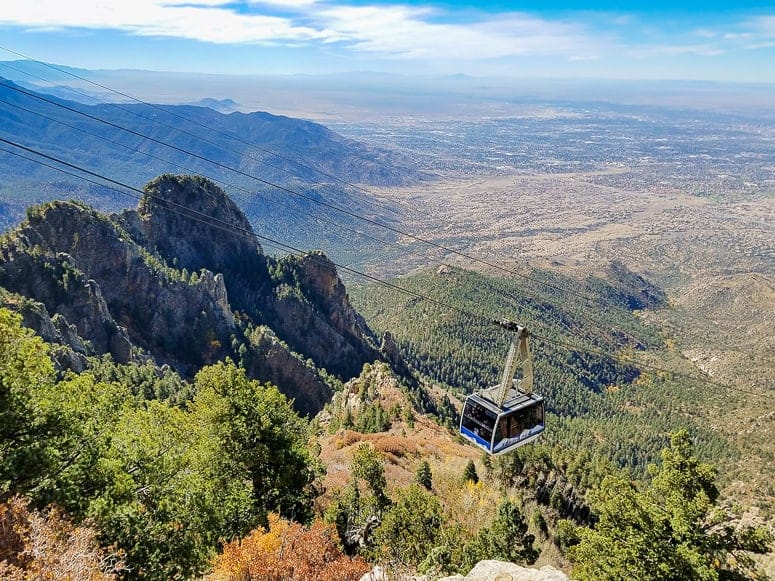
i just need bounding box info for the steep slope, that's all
[0,200,235,371]
[121,174,271,314]
[0,175,381,414]
[316,361,602,576]
[0,78,420,257]
[132,174,381,378]
[267,251,379,378]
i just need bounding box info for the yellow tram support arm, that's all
[494,322,534,407]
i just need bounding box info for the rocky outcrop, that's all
[120,177,271,319]
[439,561,571,581]
[0,292,90,372]
[296,252,376,348]
[0,229,132,363]
[269,252,379,378]
[132,174,265,281]
[1,201,235,373]
[380,330,416,381]
[0,175,383,414]
[243,326,332,417]
[128,175,379,379]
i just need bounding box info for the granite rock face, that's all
[0,293,90,372]
[267,251,378,378]
[127,174,270,312]
[0,175,381,414]
[0,214,133,364]
[0,200,233,372]
[242,326,332,417]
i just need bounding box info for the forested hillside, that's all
[2,310,770,580]
[0,309,325,578]
[349,266,745,478]
[0,174,381,414]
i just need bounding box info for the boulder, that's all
[440,560,570,581]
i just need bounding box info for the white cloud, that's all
[751,15,775,35]
[249,0,319,6]
[692,29,717,39]
[316,5,595,60]
[743,41,775,50]
[2,0,771,73]
[569,54,600,62]
[712,14,775,52]
[0,0,598,59]
[723,32,754,40]
[0,0,331,44]
[623,13,775,60]
[629,43,726,58]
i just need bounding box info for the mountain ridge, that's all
[0,174,382,414]
[0,78,422,256]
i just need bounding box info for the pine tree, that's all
[461,499,538,569]
[415,460,432,490]
[569,430,772,581]
[462,460,479,484]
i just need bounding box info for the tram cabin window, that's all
[461,398,496,443]
[493,401,544,448]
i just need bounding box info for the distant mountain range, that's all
[191,97,240,113]
[3,59,773,122]
[0,77,425,255]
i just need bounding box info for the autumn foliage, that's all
[0,496,123,580]
[211,513,370,581]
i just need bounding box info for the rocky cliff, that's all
[127,174,270,310]
[0,200,234,372]
[267,251,378,378]
[0,175,381,414]
[0,289,91,372]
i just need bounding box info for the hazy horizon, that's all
[2,58,773,122]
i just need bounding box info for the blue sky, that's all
[0,0,773,81]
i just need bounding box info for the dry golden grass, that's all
[332,430,364,450]
[317,361,480,509]
[318,413,479,510]
[372,434,416,458]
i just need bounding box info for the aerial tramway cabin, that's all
[459,323,545,456]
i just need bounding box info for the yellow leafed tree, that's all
[211,513,370,581]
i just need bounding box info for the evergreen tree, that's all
[375,484,443,568]
[570,430,772,581]
[415,460,433,490]
[191,361,318,525]
[0,308,57,496]
[324,444,390,555]
[462,460,479,484]
[462,498,538,569]
[351,444,390,513]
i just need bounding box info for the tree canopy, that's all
[0,308,319,579]
[570,430,772,581]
